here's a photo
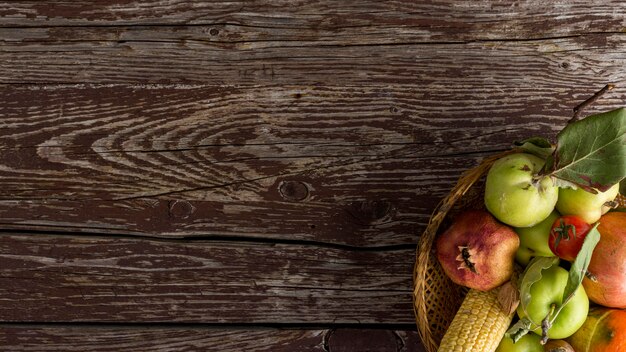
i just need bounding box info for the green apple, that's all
[495,333,543,352]
[556,184,620,224]
[514,211,559,266]
[517,263,589,339]
[485,153,559,228]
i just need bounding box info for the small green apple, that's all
[514,211,559,266]
[495,333,543,352]
[556,183,620,224]
[485,153,559,228]
[517,263,588,339]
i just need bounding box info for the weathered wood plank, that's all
[0,196,437,247]
[1,28,625,84]
[0,326,424,352]
[0,233,414,323]
[1,0,624,42]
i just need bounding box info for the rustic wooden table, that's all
[1,1,626,351]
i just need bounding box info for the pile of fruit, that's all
[435,107,626,352]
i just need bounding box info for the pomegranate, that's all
[436,210,519,291]
[583,211,626,307]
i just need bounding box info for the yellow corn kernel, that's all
[438,288,514,352]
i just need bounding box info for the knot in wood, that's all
[349,200,394,225]
[209,28,220,36]
[279,180,309,201]
[168,200,196,219]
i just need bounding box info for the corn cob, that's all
[437,288,514,352]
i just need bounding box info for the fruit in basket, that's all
[517,263,588,339]
[495,333,542,352]
[556,184,620,224]
[484,153,558,228]
[548,215,592,261]
[414,108,625,352]
[582,211,626,307]
[514,211,559,266]
[543,339,575,352]
[567,307,626,352]
[436,210,519,291]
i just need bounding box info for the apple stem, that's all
[569,83,615,124]
[530,175,548,193]
[541,303,556,345]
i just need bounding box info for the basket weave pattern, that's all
[412,151,626,352]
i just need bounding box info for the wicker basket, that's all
[412,150,626,352]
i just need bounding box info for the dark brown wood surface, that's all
[2,1,626,351]
[0,327,423,352]
[0,233,412,323]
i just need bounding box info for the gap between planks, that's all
[0,228,418,251]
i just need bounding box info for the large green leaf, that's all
[562,224,600,304]
[545,108,626,192]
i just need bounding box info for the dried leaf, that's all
[497,281,520,315]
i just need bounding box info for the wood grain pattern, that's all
[1,0,624,41]
[0,326,424,352]
[0,233,413,323]
[2,28,626,84]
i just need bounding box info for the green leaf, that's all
[544,108,626,192]
[562,224,601,304]
[505,318,533,343]
[514,137,555,159]
[519,256,560,318]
